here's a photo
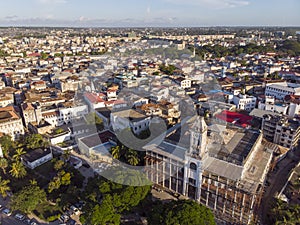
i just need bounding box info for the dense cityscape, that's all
[0,11,300,225]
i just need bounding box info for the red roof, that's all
[216,110,253,128]
[84,93,105,104]
[28,53,41,57]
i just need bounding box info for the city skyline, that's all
[0,0,299,27]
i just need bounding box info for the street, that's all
[259,148,300,224]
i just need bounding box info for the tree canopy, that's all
[148,200,216,225]
[10,185,47,213]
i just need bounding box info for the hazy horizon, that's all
[0,0,299,27]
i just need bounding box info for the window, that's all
[190,162,197,171]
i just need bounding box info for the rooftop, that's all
[22,148,52,163]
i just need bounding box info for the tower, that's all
[189,116,208,157]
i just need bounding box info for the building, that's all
[0,106,24,140]
[285,95,300,118]
[265,82,300,100]
[77,130,116,163]
[262,114,300,149]
[21,148,53,169]
[232,94,257,111]
[0,93,14,107]
[144,116,272,224]
[110,108,151,135]
[174,77,192,89]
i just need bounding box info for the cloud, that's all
[36,0,68,4]
[4,15,18,20]
[165,0,250,8]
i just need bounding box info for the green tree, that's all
[13,147,26,161]
[10,185,47,214]
[54,160,65,171]
[48,176,61,193]
[148,200,216,225]
[81,195,121,225]
[9,161,27,179]
[0,177,10,197]
[48,170,71,193]
[0,158,8,174]
[126,149,140,166]
[0,135,14,157]
[25,134,49,149]
[29,179,37,186]
[111,146,121,159]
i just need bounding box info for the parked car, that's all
[15,213,25,220]
[2,208,12,216]
[60,214,69,223]
[14,213,25,221]
[24,218,31,225]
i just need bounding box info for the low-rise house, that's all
[78,130,116,163]
[21,148,53,169]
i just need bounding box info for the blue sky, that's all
[0,0,299,27]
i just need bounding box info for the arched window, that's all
[190,162,197,171]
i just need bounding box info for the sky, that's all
[0,0,299,27]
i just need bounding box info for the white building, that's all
[0,106,24,140]
[265,82,300,100]
[232,94,257,111]
[42,104,88,127]
[111,109,151,135]
[22,148,53,169]
[174,78,192,89]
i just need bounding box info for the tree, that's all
[54,160,65,171]
[148,200,216,225]
[0,158,8,174]
[111,146,121,159]
[25,134,49,149]
[10,185,47,214]
[29,179,37,186]
[9,161,27,179]
[48,170,71,193]
[62,150,71,162]
[0,135,14,157]
[48,176,61,193]
[81,195,121,225]
[125,149,140,166]
[13,147,26,161]
[0,177,10,197]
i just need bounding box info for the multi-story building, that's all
[265,82,300,100]
[232,94,257,111]
[0,106,25,139]
[144,116,272,224]
[262,114,300,149]
[110,108,151,135]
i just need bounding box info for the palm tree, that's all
[29,179,37,186]
[0,158,8,174]
[9,161,27,179]
[126,149,140,166]
[0,177,10,197]
[13,148,26,161]
[111,146,121,159]
[62,150,71,162]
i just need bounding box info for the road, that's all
[260,148,300,224]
